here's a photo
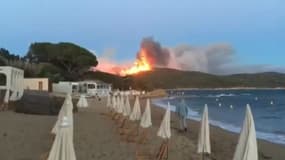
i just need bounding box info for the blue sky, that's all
[0,0,284,70]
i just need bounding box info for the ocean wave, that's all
[152,99,200,118]
[209,119,285,145]
[241,93,252,96]
[183,95,201,98]
[206,93,236,98]
[151,99,176,111]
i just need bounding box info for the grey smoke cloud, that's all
[94,38,284,75]
[141,38,284,74]
[168,43,284,74]
[139,37,171,67]
[169,43,235,74]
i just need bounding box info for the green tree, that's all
[26,42,98,80]
[0,48,20,61]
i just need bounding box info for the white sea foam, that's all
[206,93,236,98]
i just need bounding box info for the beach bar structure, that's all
[0,66,24,104]
[52,80,112,97]
[52,81,79,94]
[23,78,49,91]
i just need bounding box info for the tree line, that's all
[0,42,98,82]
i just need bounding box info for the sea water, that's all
[152,89,285,145]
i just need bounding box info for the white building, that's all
[0,66,24,104]
[79,80,112,97]
[52,80,111,97]
[52,81,79,94]
[23,78,49,91]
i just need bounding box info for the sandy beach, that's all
[0,96,284,160]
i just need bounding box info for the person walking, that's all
[176,99,189,132]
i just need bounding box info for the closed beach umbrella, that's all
[9,74,17,101]
[114,96,118,112]
[66,95,74,132]
[197,104,211,155]
[52,94,74,135]
[129,96,141,121]
[3,90,10,104]
[140,98,152,128]
[107,94,111,108]
[51,94,69,134]
[123,96,132,116]
[116,96,121,113]
[77,94,88,108]
[112,96,116,111]
[157,102,171,139]
[9,91,18,101]
[117,96,123,114]
[233,104,258,160]
[47,116,76,160]
[120,95,125,113]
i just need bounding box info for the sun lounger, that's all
[136,140,169,160]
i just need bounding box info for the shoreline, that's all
[147,98,285,160]
[152,98,285,146]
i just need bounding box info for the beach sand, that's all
[0,96,284,160]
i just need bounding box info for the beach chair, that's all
[126,128,149,144]
[104,109,114,117]
[115,114,125,125]
[120,123,140,142]
[136,140,169,160]
[117,117,128,129]
[136,128,150,144]
[112,112,120,120]
[118,119,135,134]
[99,111,112,117]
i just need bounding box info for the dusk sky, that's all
[0,0,284,73]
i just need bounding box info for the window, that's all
[87,84,95,89]
[72,85,77,90]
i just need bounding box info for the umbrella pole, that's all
[201,147,204,160]
[166,139,169,160]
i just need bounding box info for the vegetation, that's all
[130,68,285,90]
[1,42,98,81]
[1,44,285,90]
[26,42,98,80]
[83,68,285,90]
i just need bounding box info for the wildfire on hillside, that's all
[93,37,236,76]
[120,48,152,76]
[94,37,172,76]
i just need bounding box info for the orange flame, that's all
[120,49,152,76]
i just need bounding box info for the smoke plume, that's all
[169,43,235,74]
[93,37,283,75]
[136,38,236,74]
[139,37,171,67]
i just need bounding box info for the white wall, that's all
[23,78,49,91]
[52,82,73,94]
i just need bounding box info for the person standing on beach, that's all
[175,99,189,132]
